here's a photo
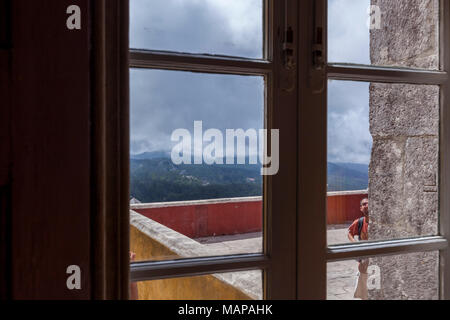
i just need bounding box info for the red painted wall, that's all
[326,193,368,225]
[135,200,263,239]
[134,192,367,238]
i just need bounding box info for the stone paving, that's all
[327,228,359,300]
[194,226,360,300]
[132,209,363,300]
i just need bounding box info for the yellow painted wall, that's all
[130,225,253,300]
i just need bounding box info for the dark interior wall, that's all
[3,0,91,299]
[0,0,12,300]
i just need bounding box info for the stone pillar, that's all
[368,0,439,299]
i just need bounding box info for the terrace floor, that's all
[194,225,359,300]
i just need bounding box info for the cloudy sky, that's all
[130,0,373,164]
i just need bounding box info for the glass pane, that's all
[132,270,263,300]
[328,0,439,70]
[130,0,264,59]
[327,80,439,245]
[327,251,439,300]
[130,69,266,261]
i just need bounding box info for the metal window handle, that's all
[312,27,324,71]
[309,0,326,93]
[283,26,295,70]
[281,25,296,92]
[311,25,325,93]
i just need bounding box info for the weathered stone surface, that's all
[370,0,439,69]
[369,139,405,241]
[369,83,439,138]
[369,251,439,300]
[369,137,438,241]
[369,0,440,300]
[404,137,439,236]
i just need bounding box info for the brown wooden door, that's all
[2,0,92,299]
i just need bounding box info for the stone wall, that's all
[368,0,440,299]
[370,0,439,70]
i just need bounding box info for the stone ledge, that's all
[131,196,262,210]
[130,209,262,299]
[327,189,368,197]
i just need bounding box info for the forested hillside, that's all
[130,153,369,203]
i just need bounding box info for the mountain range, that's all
[130,152,368,202]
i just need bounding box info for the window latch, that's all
[310,24,325,94]
[312,27,324,70]
[283,26,295,70]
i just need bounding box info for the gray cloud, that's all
[130,69,264,154]
[327,0,372,164]
[130,0,263,58]
[328,80,372,164]
[328,0,370,64]
[130,0,373,165]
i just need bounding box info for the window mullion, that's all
[439,0,450,301]
[327,236,448,262]
[327,64,448,85]
[130,254,269,282]
[297,0,328,300]
[130,50,272,76]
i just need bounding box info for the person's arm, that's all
[348,231,357,242]
[358,259,369,273]
[347,220,358,242]
[130,282,139,300]
[130,252,139,300]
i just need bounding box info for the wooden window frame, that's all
[127,0,300,300]
[97,0,450,300]
[92,0,131,299]
[298,0,450,300]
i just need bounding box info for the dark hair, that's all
[360,198,368,206]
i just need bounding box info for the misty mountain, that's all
[132,151,262,168]
[130,157,262,203]
[327,162,368,191]
[131,151,171,160]
[129,153,368,203]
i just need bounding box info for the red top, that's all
[348,217,368,241]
